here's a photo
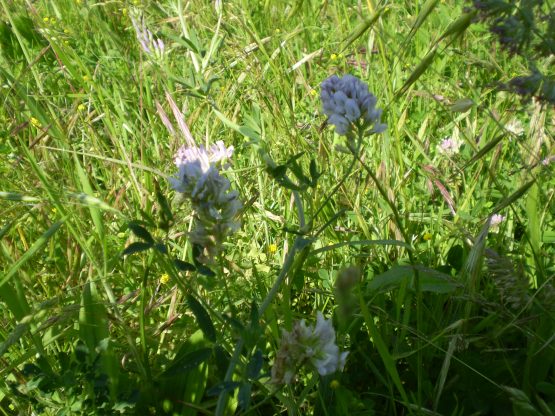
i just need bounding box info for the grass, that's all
[0,0,554,415]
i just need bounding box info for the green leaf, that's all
[246,350,263,379]
[128,221,154,243]
[449,98,474,113]
[195,263,216,277]
[207,381,242,397]
[154,179,174,231]
[161,348,213,377]
[187,295,217,342]
[238,382,252,411]
[438,10,477,44]
[0,322,29,358]
[122,241,153,256]
[368,265,459,294]
[174,259,196,272]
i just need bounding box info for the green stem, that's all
[216,192,312,415]
[350,128,423,408]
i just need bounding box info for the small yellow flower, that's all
[330,379,340,390]
[274,28,280,33]
[423,232,433,241]
[160,273,170,284]
[30,117,41,127]
[82,75,90,82]
[64,40,69,45]
[310,89,317,96]
[63,28,70,34]
[268,244,278,253]
[51,207,57,214]
[76,0,82,4]
[43,17,49,23]
[77,104,86,112]
[122,8,128,15]
[330,53,337,61]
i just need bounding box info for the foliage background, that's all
[0,0,553,414]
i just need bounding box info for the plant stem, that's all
[350,128,423,408]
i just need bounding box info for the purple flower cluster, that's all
[320,75,386,136]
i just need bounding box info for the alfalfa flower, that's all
[271,312,348,385]
[320,74,386,136]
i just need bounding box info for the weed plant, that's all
[0,0,554,415]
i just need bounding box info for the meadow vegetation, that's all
[0,0,554,415]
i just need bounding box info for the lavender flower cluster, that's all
[158,93,240,264]
[130,13,165,58]
[170,142,241,262]
[321,75,386,136]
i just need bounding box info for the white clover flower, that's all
[271,312,348,385]
[321,74,386,136]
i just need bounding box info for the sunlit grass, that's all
[0,0,553,415]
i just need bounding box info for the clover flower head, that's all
[490,214,505,226]
[320,74,386,136]
[160,92,240,263]
[271,312,348,385]
[488,213,506,234]
[171,142,240,262]
[437,136,463,156]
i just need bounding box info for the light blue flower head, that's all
[320,75,386,136]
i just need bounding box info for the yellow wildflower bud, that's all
[423,232,433,241]
[77,104,86,112]
[268,244,278,253]
[330,379,340,390]
[30,117,41,127]
[160,274,170,284]
[330,53,337,61]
